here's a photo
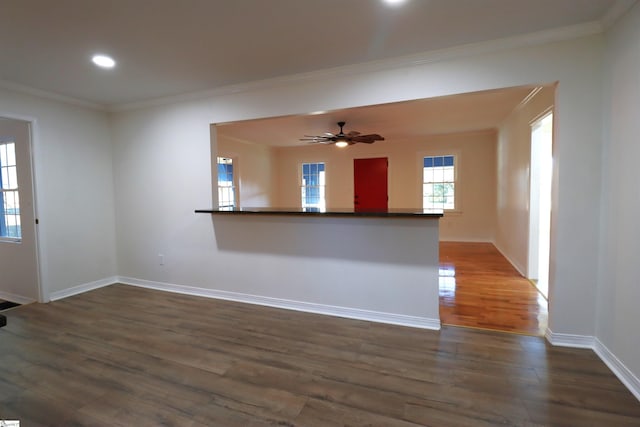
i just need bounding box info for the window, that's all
[217,157,236,210]
[301,162,326,212]
[0,141,21,239]
[423,155,455,210]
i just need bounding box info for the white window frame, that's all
[418,151,461,213]
[0,140,21,241]
[300,162,326,212]
[217,156,237,210]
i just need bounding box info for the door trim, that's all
[0,111,45,302]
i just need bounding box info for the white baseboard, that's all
[117,276,441,331]
[49,276,118,301]
[493,242,527,277]
[545,329,595,348]
[546,329,639,402]
[594,338,640,402]
[0,290,35,305]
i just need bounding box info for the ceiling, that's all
[216,85,542,146]
[0,0,627,109]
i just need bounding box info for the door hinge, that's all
[35,218,39,225]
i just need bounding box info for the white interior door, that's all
[0,117,40,303]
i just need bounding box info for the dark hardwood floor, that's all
[440,242,548,336]
[0,284,638,426]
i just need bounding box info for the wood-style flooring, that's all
[1,284,639,426]
[440,242,548,336]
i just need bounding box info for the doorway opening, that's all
[439,242,548,336]
[0,116,41,304]
[528,112,553,299]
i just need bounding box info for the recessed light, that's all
[383,0,407,6]
[91,54,116,69]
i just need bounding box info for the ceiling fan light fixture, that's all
[335,140,349,148]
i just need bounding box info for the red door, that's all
[354,157,388,211]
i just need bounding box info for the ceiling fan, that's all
[300,121,385,148]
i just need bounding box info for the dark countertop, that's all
[195,207,443,218]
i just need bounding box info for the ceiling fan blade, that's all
[300,136,330,142]
[352,134,385,143]
[300,136,337,144]
[300,122,383,146]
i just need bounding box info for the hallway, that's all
[439,242,548,335]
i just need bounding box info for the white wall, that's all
[496,86,555,274]
[0,88,117,298]
[111,97,441,324]
[274,130,497,242]
[111,34,605,337]
[211,214,440,325]
[112,99,214,286]
[598,2,640,388]
[217,135,275,208]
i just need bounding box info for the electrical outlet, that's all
[159,254,164,266]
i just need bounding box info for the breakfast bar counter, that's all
[195,207,443,330]
[195,207,443,218]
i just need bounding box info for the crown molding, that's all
[0,79,107,112]
[518,86,545,109]
[508,85,546,117]
[110,21,604,113]
[601,0,638,29]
